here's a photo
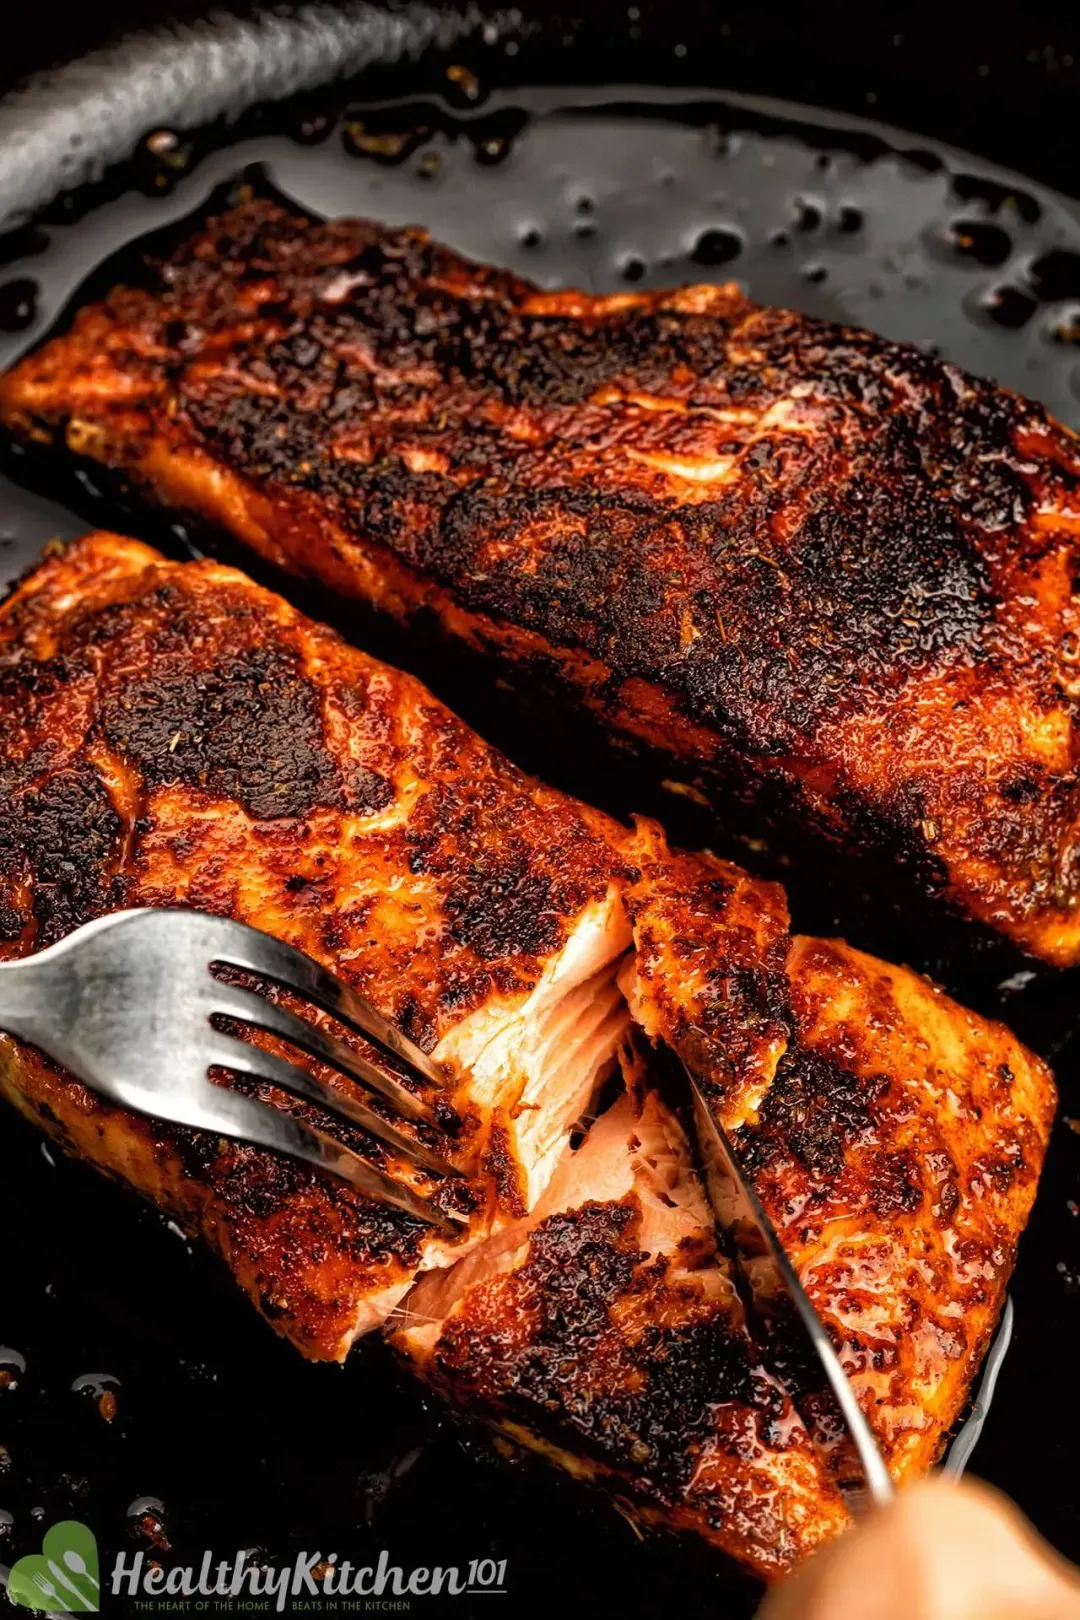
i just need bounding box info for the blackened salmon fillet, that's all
[0,534,1055,1580]
[3,197,1080,960]
[0,531,635,1358]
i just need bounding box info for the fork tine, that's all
[207,919,447,1090]
[209,979,446,1130]
[206,1027,457,1178]
[181,1075,465,1233]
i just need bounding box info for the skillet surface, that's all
[2,12,1080,1614]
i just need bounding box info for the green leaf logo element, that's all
[8,1521,100,1613]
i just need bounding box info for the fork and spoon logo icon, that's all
[7,1520,100,1612]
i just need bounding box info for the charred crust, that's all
[147,201,1003,766]
[0,762,124,947]
[405,775,614,966]
[480,1117,527,1217]
[171,1122,430,1269]
[413,472,990,757]
[428,1199,784,1500]
[626,845,793,1098]
[442,849,564,961]
[342,762,394,815]
[99,643,345,822]
[735,1043,888,1185]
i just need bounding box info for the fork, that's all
[0,908,466,1233]
[32,1571,83,1614]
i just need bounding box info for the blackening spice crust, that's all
[4,196,1080,956]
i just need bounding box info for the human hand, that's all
[761,1477,1080,1620]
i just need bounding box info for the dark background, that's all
[2,0,1080,191]
[2,4,1080,1617]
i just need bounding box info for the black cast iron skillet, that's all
[1,6,1080,1614]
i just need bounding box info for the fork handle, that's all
[0,956,56,1050]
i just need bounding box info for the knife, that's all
[685,1067,895,1511]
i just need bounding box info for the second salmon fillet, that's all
[4,196,1080,960]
